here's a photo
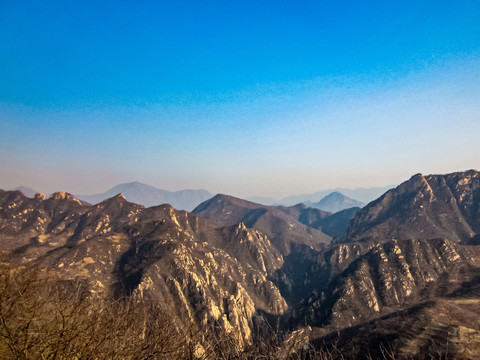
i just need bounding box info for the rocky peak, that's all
[2,189,26,202]
[2,171,480,358]
[95,192,137,210]
[115,193,126,200]
[0,189,289,343]
[236,221,247,230]
[34,193,46,201]
[49,192,83,204]
[193,194,260,214]
[342,170,479,243]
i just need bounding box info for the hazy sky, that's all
[1,1,479,198]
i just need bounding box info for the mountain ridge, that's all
[76,181,214,211]
[11,186,38,198]
[2,170,480,358]
[192,194,333,255]
[342,170,480,244]
[0,188,288,345]
[10,182,392,211]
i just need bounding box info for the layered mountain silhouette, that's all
[192,194,359,253]
[76,181,214,211]
[2,170,480,358]
[12,182,385,212]
[192,194,331,254]
[247,185,393,205]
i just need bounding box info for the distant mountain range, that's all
[76,182,213,211]
[247,185,394,205]
[10,182,389,213]
[12,186,38,198]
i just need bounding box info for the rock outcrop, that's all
[2,170,480,358]
[0,190,286,345]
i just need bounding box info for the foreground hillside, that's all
[1,170,480,359]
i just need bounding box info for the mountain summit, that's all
[248,185,394,205]
[308,191,365,212]
[343,170,480,243]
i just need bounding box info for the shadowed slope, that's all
[0,190,288,345]
[193,194,332,254]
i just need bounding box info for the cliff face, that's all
[281,170,480,358]
[285,237,480,329]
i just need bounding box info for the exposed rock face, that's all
[34,192,46,200]
[2,170,480,358]
[278,170,480,358]
[287,237,480,329]
[311,296,480,359]
[343,170,480,243]
[0,190,287,345]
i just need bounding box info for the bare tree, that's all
[0,263,185,360]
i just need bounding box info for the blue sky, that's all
[1,0,479,198]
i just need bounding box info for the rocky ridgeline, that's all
[286,237,479,329]
[1,170,480,358]
[0,190,287,345]
[343,170,480,243]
